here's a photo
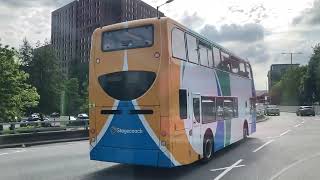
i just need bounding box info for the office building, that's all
[51,0,163,76]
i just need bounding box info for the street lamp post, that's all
[281,52,303,64]
[157,0,175,19]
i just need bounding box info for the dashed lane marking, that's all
[294,123,302,128]
[279,130,291,137]
[0,153,9,156]
[0,149,26,157]
[253,140,274,153]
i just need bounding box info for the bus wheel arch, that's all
[202,128,214,162]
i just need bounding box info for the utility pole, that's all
[157,0,175,19]
[281,52,303,64]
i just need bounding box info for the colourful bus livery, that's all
[89,17,256,168]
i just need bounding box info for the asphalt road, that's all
[0,112,319,180]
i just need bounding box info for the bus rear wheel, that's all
[202,137,213,162]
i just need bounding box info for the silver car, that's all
[265,105,280,116]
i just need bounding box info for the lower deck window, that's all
[201,97,216,124]
[201,96,238,124]
[179,89,188,119]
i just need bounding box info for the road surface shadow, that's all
[81,162,204,180]
[81,137,260,180]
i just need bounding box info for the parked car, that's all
[77,113,89,126]
[77,113,89,120]
[20,115,52,127]
[50,112,60,118]
[264,105,280,116]
[68,114,89,127]
[296,106,315,116]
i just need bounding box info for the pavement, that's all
[0,112,319,180]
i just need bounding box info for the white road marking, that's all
[270,152,320,180]
[213,159,244,180]
[15,149,26,153]
[210,165,245,172]
[267,129,293,139]
[280,130,291,137]
[294,124,302,128]
[253,140,274,153]
[267,136,278,139]
[0,149,26,157]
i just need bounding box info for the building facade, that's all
[267,64,300,92]
[51,0,163,76]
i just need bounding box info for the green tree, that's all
[307,44,320,103]
[64,78,82,115]
[19,38,33,75]
[0,43,39,122]
[270,81,282,105]
[28,44,63,114]
[79,80,89,114]
[69,59,89,114]
[280,66,308,105]
[271,66,310,106]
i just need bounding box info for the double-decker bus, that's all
[89,17,256,168]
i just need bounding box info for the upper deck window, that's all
[246,63,253,79]
[102,25,154,52]
[186,34,199,64]
[172,28,187,60]
[213,47,221,67]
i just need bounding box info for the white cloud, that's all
[145,0,318,90]
[0,0,73,48]
[0,0,319,89]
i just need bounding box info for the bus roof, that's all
[96,17,250,64]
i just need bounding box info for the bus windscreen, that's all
[102,25,154,52]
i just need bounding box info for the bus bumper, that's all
[90,146,175,168]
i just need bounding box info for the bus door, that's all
[191,94,202,153]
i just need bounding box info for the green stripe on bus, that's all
[216,70,232,146]
[216,71,231,96]
[225,119,232,146]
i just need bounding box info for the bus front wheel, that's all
[202,137,214,162]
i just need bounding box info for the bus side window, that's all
[223,98,234,120]
[186,34,199,64]
[201,97,216,124]
[250,98,256,114]
[172,28,187,60]
[199,42,209,67]
[219,51,231,72]
[246,63,252,79]
[213,47,221,68]
[231,60,240,74]
[179,89,188,119]
[216,97,224,119]
[239,62,247,77]
[234,98,238,117]
[208,48,213,68]
[193,98,201,123]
